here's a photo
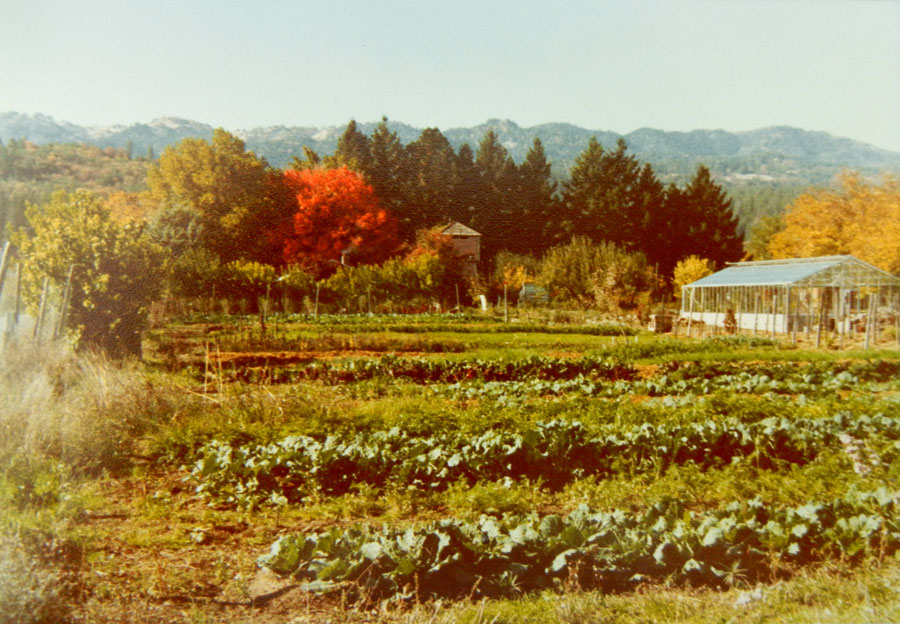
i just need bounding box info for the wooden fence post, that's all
[0,242,11,299]
[33,277,50,340]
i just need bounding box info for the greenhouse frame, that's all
[679,255,900,341]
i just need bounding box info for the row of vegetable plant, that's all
[258,487,900,603]
[443,359,900,402]
[202,353,636,385]
[188,412,900,508]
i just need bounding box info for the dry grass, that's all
[0,340,171,477]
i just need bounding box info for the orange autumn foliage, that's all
[280,167,399,275]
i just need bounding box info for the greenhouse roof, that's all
[687,256,900,288]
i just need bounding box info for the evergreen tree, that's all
[406,127,459,236]
[678,165,743,266]
[327,120,372,173]
[510,138,558,255]
[563,137,643,247]
[564,137,668,261]
[474,129,518,262]
[451,143,480,227]
[633,162,671,273]
[367,118,410,237]
[290,146,322,170]
[560,136,605,241]
[589,138,644,249]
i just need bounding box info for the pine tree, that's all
[560,136,605,241]
[405,127,459,237]
[368,118,410,238]
[328,120,372,173]
[633,162,670,272]
[474,129,518,262]
[451,144,480,227]
[511,138,558,255]
[564,138,668,259]
[679,165,743,266]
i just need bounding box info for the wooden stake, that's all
[33,277,49,340]
[14,262,21,326]
[0,241,10,298]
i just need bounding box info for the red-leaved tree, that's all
[280,167,399,275]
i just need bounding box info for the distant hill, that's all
[3,112,899,186]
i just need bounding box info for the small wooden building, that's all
[441,222,481,276]
[680,255,900,338]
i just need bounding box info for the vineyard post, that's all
[33,276,49,340]
[0,241,10,298]
[367,286,371,315]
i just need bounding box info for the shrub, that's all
[10,190,166,356]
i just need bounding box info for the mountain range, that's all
[2,112,899,184]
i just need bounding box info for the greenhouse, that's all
[679,255,900,343]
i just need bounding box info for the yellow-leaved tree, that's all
[672,256,716,299]
[768,173,900,274]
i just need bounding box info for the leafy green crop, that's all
[443,359,900,403]
[208,353,636,385]
[188,412,900,508]
[258,488,900,603]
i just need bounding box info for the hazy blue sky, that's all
[3,0,899,151]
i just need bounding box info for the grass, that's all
[386,559,900,624]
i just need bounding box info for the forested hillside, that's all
[0,139,150,239]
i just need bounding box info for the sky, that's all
[2,0,900,151]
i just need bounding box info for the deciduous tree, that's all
[147,129,290,263]
[11,190,165,356]
[280,167,399,276]
[672,255,716,299]
[768,173,900,273]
